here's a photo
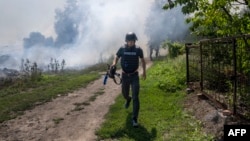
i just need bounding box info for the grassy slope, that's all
[96,56,214,141]
[0,70,100,123]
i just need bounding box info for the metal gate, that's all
[186,34,250,119]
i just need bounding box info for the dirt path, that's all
[0,60,152,141]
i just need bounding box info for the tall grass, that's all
[96,55,214,141]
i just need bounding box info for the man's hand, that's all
[141,71,146,80]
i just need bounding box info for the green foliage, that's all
[53,117,64,124]
[149,55,186,92]
[163,41,185,58]
[164,0,250,37]
[237,38,250,75]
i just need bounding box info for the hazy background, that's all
[0,0,66,45]
[0,0,189,70]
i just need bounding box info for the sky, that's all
[0,0,66,46]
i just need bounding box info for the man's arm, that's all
[112,55,119,66]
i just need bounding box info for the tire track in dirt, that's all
[0,59,152,141]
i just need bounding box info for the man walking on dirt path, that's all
[112,32,146,127]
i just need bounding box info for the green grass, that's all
[0,70,100,123]
[53,117,64,125]
[0,57,215,140]
[96,56,214,141]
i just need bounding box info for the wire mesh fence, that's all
[186,34,250,119]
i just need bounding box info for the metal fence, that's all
[186,34,250,119]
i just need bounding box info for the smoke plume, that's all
[1,0,189,70]
[145,0,190,49]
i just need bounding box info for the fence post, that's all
[200,42,203,92]
[185,43,191,85]
[232,38,237,115]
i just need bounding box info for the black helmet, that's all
[125,32,138,42]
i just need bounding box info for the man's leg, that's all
[149,48,153,61]
[122,74,131,108]
[155,48,159,58]
[131,74,140,126]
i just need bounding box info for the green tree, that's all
[164,0,250,37]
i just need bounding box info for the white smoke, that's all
[0,0,189,70]
[145,0,190,48]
